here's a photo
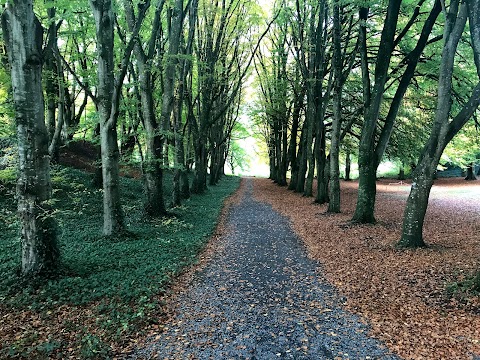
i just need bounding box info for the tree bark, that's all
[191,136,208,193]
[125,0,167,216]
[2,1,59,276]
[173,89,188,206]
[90,0,149,232]
[353,0,402,223]
[287,86,303,190]
[345,151,351,181]
[173,0,197,205]
[353,1,441,223]
[160,0,184,174]
[295,124,308,193]
[303,87,316,196]
[465,163,477,180]
[90,0,125,235]
[328,2,343,213]
[45,5,57,143]
[48,49,66,162]
[398,1,480,247]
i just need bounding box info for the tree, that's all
[254,8,290,186]
[328,2,358,213]
[158,0,186,205]
[352,0,441,223]
[172,0,199,206]
[398,0,480,248]
[189,0,269,193]
[291,0,329,198]
[89,0,149,235]
[125,0,169,216]
[2,0,59,276]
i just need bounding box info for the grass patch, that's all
[445,274,480,310]
[0,166,240,358]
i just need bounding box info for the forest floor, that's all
[254,177,480,359]
[127,178,399,359]
[2,143,479,359]
[0,147,240,359]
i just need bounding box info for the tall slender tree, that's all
[125,0,168,216]
[89,0,149,235]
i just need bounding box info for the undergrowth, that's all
[445,274,480,312]
[0,165,240,358]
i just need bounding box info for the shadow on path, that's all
[130,178,399,359]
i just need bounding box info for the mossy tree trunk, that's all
[173,0,197,205]
[353,1,401,223]
[158,0,184,201]
[90,0,125,235]
[90,0,149,234]
[2,0,59,276]
[125,0,168,216]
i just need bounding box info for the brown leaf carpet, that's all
[253,177,480,360]
[130,178,399,359]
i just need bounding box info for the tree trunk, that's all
[126,0,165,215]
[303,85,316,197]
[398,161,435,247]
[173,88,188,206]
[345,151,351,181]
[352,160,377,223]
[295,124,308,193]
[135,58,166,216]
[353,1,402,223]
[192,136,208,194]
[315,126,328,204]
[287,90,302,190]
[100,124,125,235]
[398,0,480,247]
[45,5,57,143]
[275,119,287,186]
[328,2,342,213]
[159,0,183,178]
[48,50,66,163]
[353,1,441,222]
[280,120,288,186]
[465,163,477,180]
[90,0,126,235]
[2,1,59,276]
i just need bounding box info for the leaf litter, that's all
[253,177,480,360]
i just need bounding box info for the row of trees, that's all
[1,0,266,277]
[256,0,480,250]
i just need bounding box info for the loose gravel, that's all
[130,179,399,359]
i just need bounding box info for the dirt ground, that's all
[253,177,480,360]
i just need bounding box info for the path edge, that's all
[118,177,246,356]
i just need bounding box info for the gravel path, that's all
[131,179,399,359]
